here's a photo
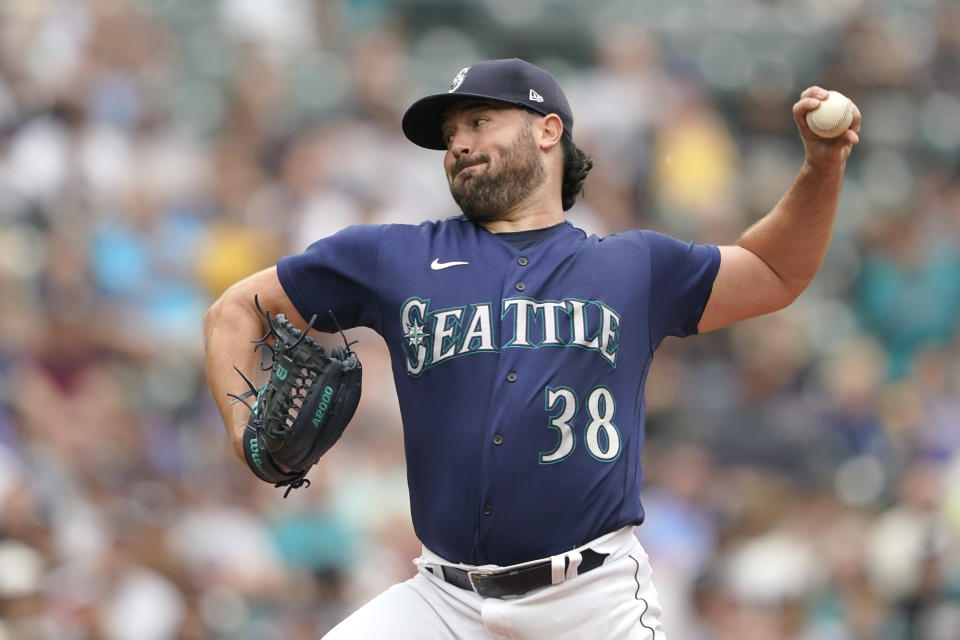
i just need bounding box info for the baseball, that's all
[805,90,854,138]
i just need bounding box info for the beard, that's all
[449,123,546,224]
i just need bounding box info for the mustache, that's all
[452,154,488,178]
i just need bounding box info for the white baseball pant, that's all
[323,525,666,639]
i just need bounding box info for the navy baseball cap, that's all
[402,58,574,150]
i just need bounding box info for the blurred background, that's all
[1,0,959,638]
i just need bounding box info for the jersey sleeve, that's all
[276,224,386,333]
[643,230,720,346]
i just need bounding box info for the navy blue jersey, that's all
[277,216,720,565]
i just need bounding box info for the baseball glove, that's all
[230,297,362,496]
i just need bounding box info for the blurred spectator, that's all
[852,205,960,380]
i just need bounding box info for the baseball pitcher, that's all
[203,58,860,639]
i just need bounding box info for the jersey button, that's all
[493,434,504,445]
[506,372,518,383]
[518,256,529,266]
[515,282,525,291]
[482,504,493,516]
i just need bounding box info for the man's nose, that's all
[449,129,473,157]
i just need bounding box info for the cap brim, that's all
[401,92,523,150]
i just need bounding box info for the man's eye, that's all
[475,118,488,127]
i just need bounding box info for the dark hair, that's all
[560,131,593,211]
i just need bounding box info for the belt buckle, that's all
[467,569,494,596]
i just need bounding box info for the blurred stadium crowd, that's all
[1,0,960,638]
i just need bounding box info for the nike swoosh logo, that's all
[430,259,470,270]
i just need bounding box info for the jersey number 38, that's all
[540,386,621,464]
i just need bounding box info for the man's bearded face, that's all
[449,121,546,224]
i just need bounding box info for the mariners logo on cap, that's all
[449,67,469,92]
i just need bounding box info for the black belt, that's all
[435,548,609,598]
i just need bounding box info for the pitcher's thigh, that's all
[322,575,482,640]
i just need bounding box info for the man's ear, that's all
[538,113,564,151]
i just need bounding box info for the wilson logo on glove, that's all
[248,438,265,471]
